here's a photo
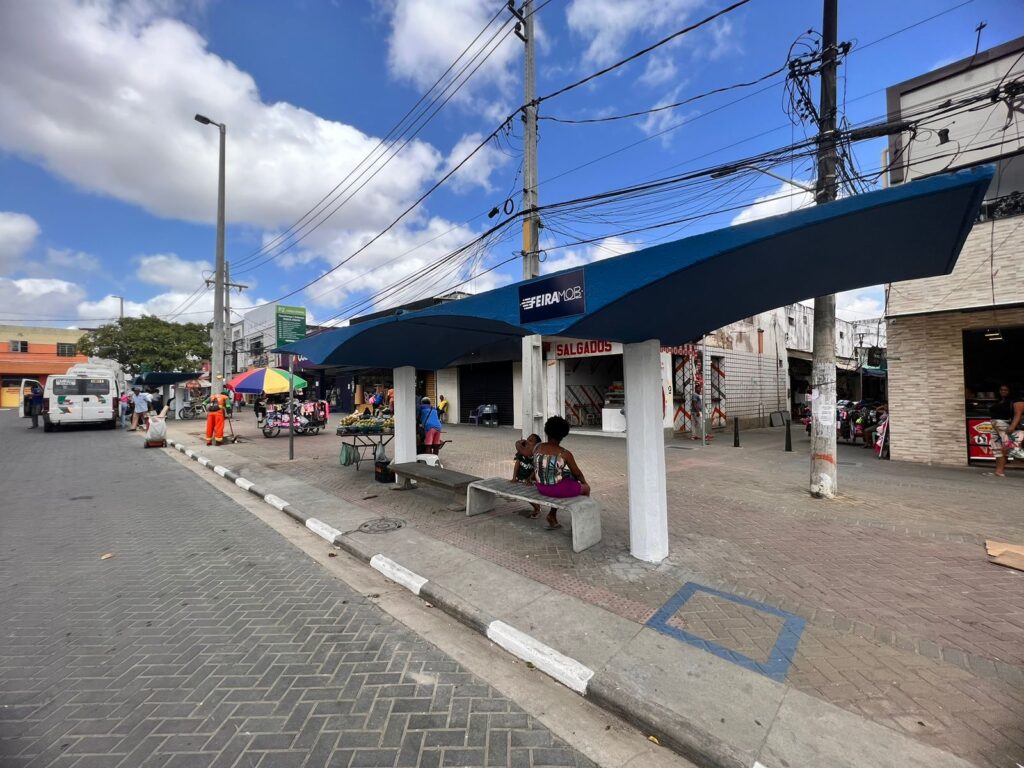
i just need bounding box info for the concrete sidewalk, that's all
[160,416,1023,767]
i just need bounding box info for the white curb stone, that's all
[369,554,428,595]
[486,620,594,695]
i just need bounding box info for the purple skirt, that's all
[536,478,582,498]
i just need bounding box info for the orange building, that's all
[0,325,90,408]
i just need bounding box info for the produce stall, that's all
[337,414,395,470]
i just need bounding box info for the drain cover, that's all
[358,518,406,534]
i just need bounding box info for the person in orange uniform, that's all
[205,389,229,446]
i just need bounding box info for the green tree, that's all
[78,316,211,376]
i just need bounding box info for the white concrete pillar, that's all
[393,366,416,466]
[623,339,669,563]
[521,334,545,438]
[545,358,564,421]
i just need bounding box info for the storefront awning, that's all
[279,167,992,369]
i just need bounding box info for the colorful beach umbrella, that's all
[227,367,308,395]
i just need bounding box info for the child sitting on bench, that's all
[511,433,542,518]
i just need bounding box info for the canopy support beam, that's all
[393,366,416,469]
[623,339,669,563]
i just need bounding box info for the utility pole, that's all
[112,295,124,321]
[809,0,839,499]
[195,114,226,391]
[513,0,539,279]
[205,262,247,378]
[512,0,546,438]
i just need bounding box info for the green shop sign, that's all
[275,305,307,348]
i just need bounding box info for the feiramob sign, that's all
[518,270,586,324]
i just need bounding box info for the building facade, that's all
[885,37,1024,465]
[228,304,312,376]
[0,325,89,408]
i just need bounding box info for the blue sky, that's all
[0,0,1020,328]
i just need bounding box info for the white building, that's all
[228,303,311,375]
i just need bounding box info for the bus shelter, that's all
[279,166,992,562]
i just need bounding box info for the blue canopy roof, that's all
[280,166,992,369]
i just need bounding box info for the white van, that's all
[19,364,120,431]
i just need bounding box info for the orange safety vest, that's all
[210,393,228,410]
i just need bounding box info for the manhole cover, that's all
[358,518,406,534]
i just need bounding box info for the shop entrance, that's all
[964,326,1024,464]
[459,361,514,425]
[563,355,625,431]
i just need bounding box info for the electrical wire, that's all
[540,63,786,125]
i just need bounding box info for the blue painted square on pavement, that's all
[646,582,805,682]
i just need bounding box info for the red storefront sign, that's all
[967,418,995,460]
[553,340,620,359]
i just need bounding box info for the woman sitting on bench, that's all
[533,416,591,531]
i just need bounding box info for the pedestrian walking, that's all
[27,384,43,429]
[990,384,1024,477]
[118,391,130,428]
[438,394,449,423]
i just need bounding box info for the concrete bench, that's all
[465,478,602,553]
[391,462,481,509]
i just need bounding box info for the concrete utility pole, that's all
[514,0,546,438]
[809,0,839,499]
[205,262,247,377]
[112,295,124,321]
[517,0,540,280]
[195,113,226,391]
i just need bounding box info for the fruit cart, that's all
[336,415,395,470]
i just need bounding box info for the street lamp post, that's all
[194,113,226,392]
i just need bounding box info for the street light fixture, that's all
[194,113,227,392]
[710,164,816,193]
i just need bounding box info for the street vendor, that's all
[418,396,443,455]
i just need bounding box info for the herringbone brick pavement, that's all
[0,413,596,768]
[193,418,1024,767]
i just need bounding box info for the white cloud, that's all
[77,286,271,325]
[638,90,690,146]
[731,180,815,225]
[386,0,520,110]
[706,18,739,61]
[542,235,638,274]
[639,53,678,87]
[836,288,884,320]
[46,247,100,272]
[302,217,494,317]
[0,212,41,273]
[444,132,512,193]
[0,1,443,233]
[136,253,212,291]
[565,0,702,67]
[0,277,86,321]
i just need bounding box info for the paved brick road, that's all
[193,416,1024,768]
[0,412,596,768]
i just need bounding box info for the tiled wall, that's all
[888,217,1024,317]
[887,307,1024,464]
